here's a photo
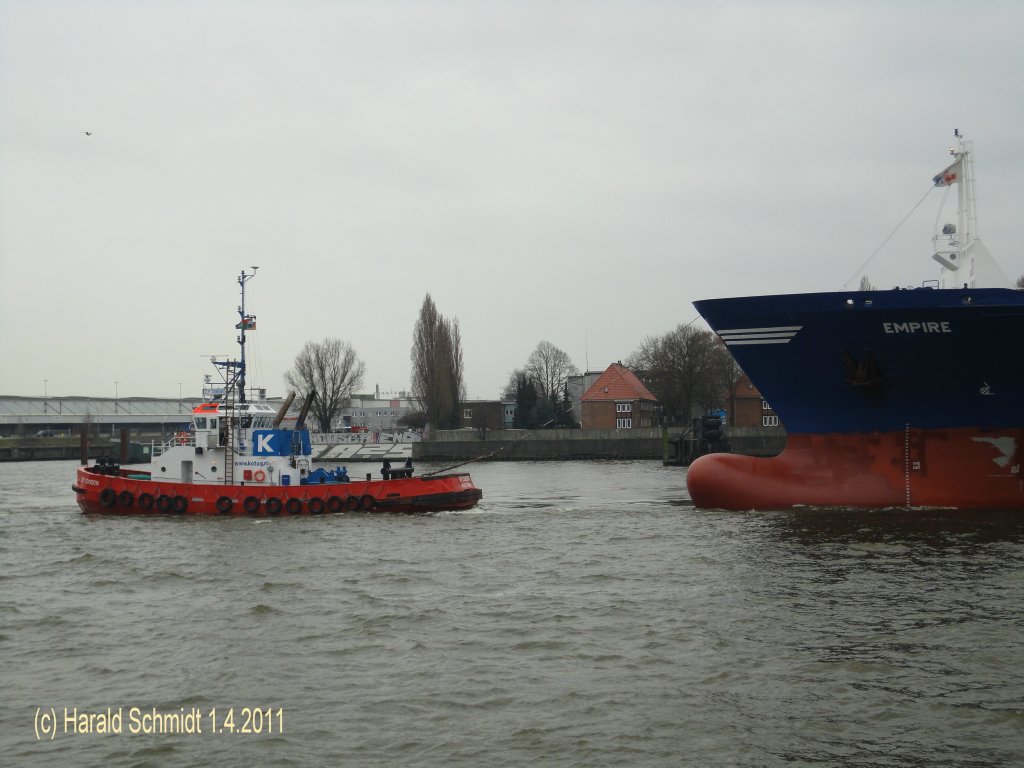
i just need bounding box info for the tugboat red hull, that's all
[686,429,1024,511]
[73,466,483,516]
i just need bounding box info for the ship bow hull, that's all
[686,429,1023,511]
[689,287,1024,511]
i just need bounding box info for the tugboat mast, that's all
[236,267,258,405]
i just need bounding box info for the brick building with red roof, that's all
[580,363,659,430]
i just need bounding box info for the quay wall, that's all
[0,437,147,463]
[415,428,786,462]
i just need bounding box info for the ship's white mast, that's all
[932,131,1010,288]
[959,136,977,247]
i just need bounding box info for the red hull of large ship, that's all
[74,467,483,515]
[686,428,1023,510]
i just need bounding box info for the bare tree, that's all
[410,294,465,429]
[285,338,366,432]
[1016,273,1024,288]
[627,324,726,425]
[706,344,745,425]
[525,341,579,402]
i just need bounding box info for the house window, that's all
[763,414,779,427]
[616,418,632,429]
[464,409,472,419]
[616,403,632,413]
[762,400,772,410]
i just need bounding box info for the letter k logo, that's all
[256,434,274,454]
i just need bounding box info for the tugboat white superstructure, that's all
[73,270,483,515]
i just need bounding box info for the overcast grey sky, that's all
[2,1,1022,401]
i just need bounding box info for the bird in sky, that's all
[83,131,92,136]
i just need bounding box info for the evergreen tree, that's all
[513,372,538,429]
[556,383,577,428]
[532,396,555,429]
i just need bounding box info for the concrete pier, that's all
[413,427,786,463]
[0,436,147,462]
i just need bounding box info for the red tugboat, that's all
[72,269,483,515]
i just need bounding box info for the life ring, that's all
[359,494,375,512]
[156,494,172,512]
[99,488,117,508]
[309,497,327,515]
[216,496,234,514]
[118,490,134,507]
[285,498,303,515]
[253,469,266,483]
[172,495,188,514]
[243,496,260,514]
[265,497,282,515]
[175,432,190,445]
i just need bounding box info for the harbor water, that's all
[2,459,1023,766]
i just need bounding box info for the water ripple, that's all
[1,460,1022,766]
